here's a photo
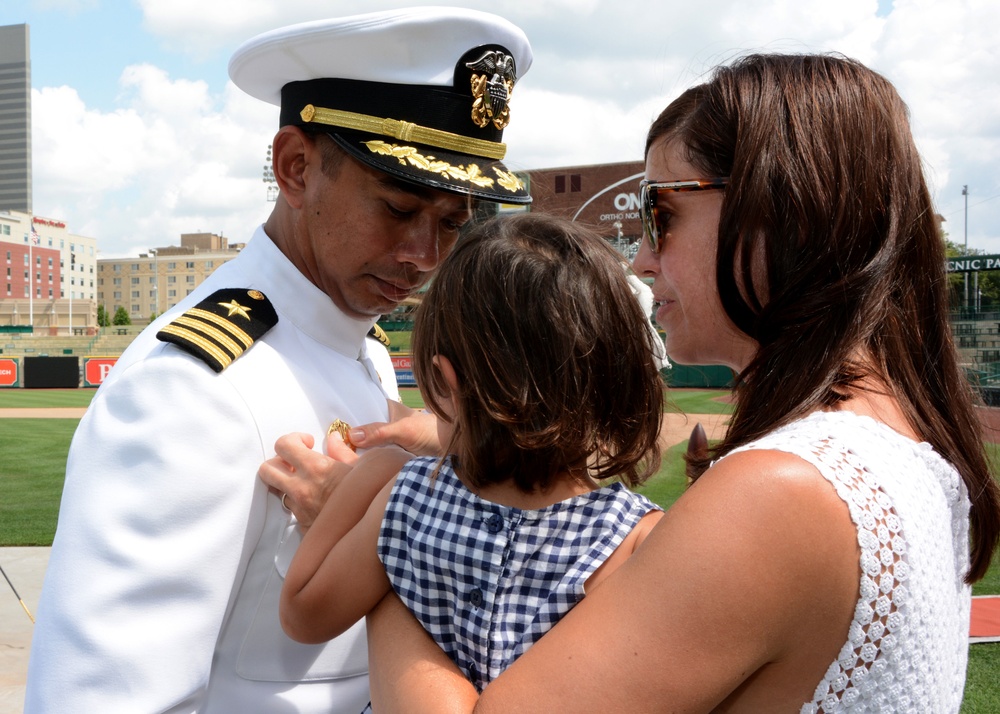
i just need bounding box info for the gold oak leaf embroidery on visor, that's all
[363,140,501,190]
[494,168,524,193]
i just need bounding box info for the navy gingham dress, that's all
[378,455,660,691]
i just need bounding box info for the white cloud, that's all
[25,0,1000,255]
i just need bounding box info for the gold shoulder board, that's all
[156,288,278,373]
[368,323,391,348]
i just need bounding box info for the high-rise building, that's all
[0,24,32,213]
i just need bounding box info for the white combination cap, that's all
[229,7,533,204]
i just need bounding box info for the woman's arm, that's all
[367,448,860,712]
[367,593,479,714]
[273,444,413,643]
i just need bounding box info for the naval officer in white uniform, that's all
[25,8,532,712]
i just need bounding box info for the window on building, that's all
[186,262,195,269]
[570,174,582,192]
[47,257,53,266]
[114,291,121,299]
[48,289,53,297]
[113,264,121,272]
[168,289,177,298]
[168,276,176,284]
[555,175,566,193]
[132,305,140,313]
[205,261,214,268]
[113,277,121,285]
[131,263,139,271]
[132,290,140,298]
[131,277,140,285]
[186,276,195,283]
[149,276,156,283]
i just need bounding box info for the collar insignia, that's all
[466,50,517,130]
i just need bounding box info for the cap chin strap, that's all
[300,104,507,160]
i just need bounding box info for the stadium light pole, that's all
[962,185,969,311]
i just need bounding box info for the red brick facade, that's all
[523,161,644,247]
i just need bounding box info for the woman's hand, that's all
[258,431,359,530]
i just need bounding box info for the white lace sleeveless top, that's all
[724,411,971,712]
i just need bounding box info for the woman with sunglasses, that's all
[334,53,1000,711]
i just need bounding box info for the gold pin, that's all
[328,419,356,451]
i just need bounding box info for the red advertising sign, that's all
[0,358,18,387]
[391,355,412,370]
[84,358,118,387]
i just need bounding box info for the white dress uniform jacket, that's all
[26,227,392,713]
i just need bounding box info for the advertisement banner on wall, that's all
[0,357,19,388]
[84,358,118,387]
[391,353,416,387]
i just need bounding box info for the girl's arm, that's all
[367,448,860,712]
[278,444,413,643]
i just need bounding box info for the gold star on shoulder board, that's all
[218,299,251,319]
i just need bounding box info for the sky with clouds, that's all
[5,0,1000,258]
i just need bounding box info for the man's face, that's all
[295,148,473,319]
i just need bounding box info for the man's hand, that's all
[258,432,359,530]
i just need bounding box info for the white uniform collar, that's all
[242,225,376,359]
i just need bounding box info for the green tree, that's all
[112,307,132,326]
[96,304,110,327]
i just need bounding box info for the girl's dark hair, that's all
[413,212,664,493]
[648,53,999,582]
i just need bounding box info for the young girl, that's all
[269,212,666,691]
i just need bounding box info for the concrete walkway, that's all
[0,547,47,714]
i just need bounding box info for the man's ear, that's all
[270,125,313,209]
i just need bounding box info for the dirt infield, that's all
[6,405,1000,451]
[0,408,87,419]
[0,408,733,449]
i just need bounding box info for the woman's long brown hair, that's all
[650,53,999,582]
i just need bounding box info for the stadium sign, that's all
[0,358,19,387]
[948,255,1000,272]
[84,358,118,387]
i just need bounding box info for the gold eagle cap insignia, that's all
[466,50,517,130]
